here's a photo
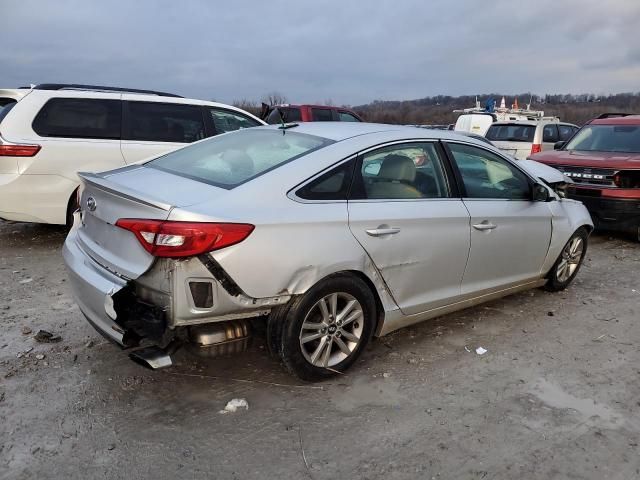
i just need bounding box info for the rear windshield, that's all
[0,101,17,125]
[486,124,536,143]
[148,128,332,189]
[565,124,640,153]
[266,107,302,124]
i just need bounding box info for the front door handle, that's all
[366,227,401,237]
[472,221,497,231]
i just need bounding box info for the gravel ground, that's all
[1,220,639,480]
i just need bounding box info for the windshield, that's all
[486,124,535,143]
[565,124,640,153]
[148,128,332,188]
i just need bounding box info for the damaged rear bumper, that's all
[63,227,131,347]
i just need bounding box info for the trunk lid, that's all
[76,165,227,279]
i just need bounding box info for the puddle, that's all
[330,376,408,412]
[529,378,624,429]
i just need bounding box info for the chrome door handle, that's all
[365,227,401,237]
[472,222,497,231]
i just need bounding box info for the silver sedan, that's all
[63,123,593,381]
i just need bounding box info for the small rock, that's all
[547,311,555,317]
[407,358,418,365]
[21,326,32,335]
[34,330,62,343]
[107,444,116,451]
[35,354,45,360]
[383,372,391,378]
[31,446,40,455]
[19,278,33,284]
[219,398,249,414]
[85,340,94,349]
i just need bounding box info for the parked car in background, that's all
[486,120,579,160]
[63,122,592,381]
[0,88,29,114]
[262,103,362,124]
[530,113,640,240]
[0,84,264,226]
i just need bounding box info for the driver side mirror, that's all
[554,141,566,150]
[532,183,552,202]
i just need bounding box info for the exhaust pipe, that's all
[129,340,180,370]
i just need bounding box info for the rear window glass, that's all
[0,101,17,125]
[485,124,536,143]
[311,108,334,121]
[148,128,333,189]
[32,98,121,139]
[209,108,260,134]
[266,107,302,124]
[338,111,361,122]
[565,124,640,153]
[126,101,205,143]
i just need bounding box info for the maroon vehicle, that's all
[261,103,363,124]
[529,113,640,239]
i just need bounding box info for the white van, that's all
[485,120,579,160]
[0,84,264,225]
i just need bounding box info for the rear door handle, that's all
[366,227,401,237]
[472,221,497,231]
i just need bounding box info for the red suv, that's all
[262,104,363,124]
[529,113,640,239]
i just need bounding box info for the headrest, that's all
[378,154,416,182]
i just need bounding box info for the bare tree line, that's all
[233,92,640,125]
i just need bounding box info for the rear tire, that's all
[272,273,376,381]
[544,227,588,292]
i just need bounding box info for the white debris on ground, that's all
[475,347,488,355]
[219,398,249,414]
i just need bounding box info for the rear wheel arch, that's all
[66,187,80,228]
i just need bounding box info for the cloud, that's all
[1,0,638,105]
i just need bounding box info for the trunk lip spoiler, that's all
[78,171,174,211]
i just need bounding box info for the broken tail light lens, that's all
[530,144,542,155]
[115,219,254,257]
[612,170,640,188]
[0,144,41,157]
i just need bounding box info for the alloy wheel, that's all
[299,292,364,368]
[556,236,584,283]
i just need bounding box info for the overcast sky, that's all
[2,0,639,105]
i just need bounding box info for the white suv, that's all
[0,84,265,225]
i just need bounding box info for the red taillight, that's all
[115,219,254,258]
[0,144,41,157]
[530,144,542,155]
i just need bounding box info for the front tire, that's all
[274,274,376,381]
[545,227,588,292]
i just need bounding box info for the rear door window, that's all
[542,124,559,143]
[311,108,334,122]
[32,98,122,139]
[208,108,261,134]
[125,101,205,143]
[350,143,449,199]
[485,124,536,142]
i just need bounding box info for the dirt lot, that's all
[0,220,639,480]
